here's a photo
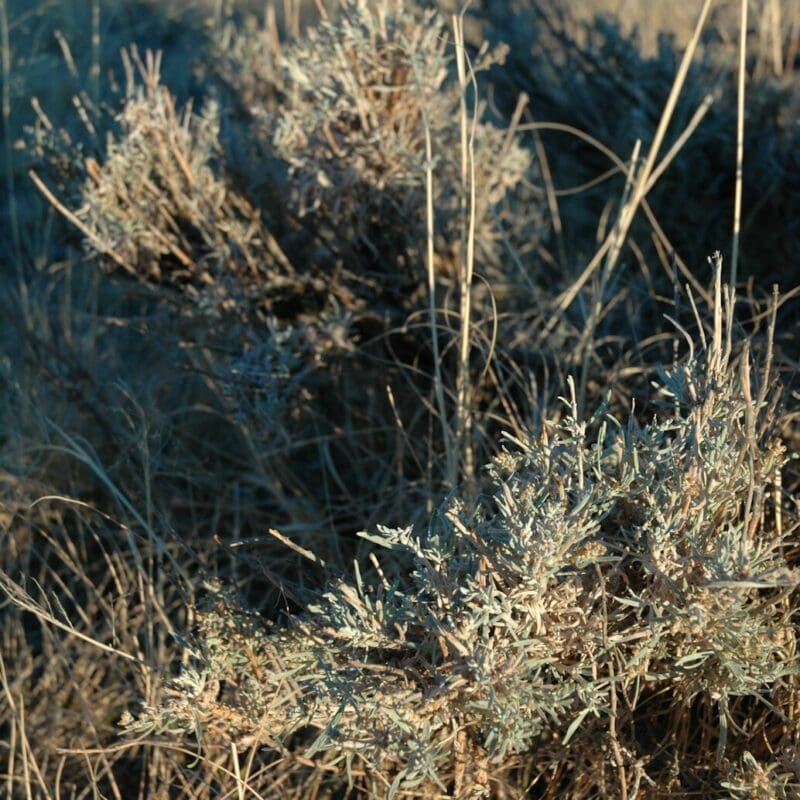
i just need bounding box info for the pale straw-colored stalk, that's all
[731,0,748,287]
[535,0,715,339]
[453,10,477,489]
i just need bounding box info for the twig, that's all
[266,528,327,568]
[28,169,134,273]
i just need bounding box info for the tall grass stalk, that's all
[767,0,783,75]
[519,119,714,331]
[607,0,713,268]
[731,0,748,288]
[536,0,715,339]
[0,0,21,267]
[453,10,477,489]
[0,652,49,798]
[417,49,455,489]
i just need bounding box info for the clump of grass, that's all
[30,0,550,547]
[482,0,800,287]
[4,1,800,797]
[0,489,181,797]
[123,255,799,797]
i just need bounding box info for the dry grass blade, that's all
[731,0,748,287]
[453,10,477,489]
[537,0,715,338]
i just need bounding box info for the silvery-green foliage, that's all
[231,0,538,275]
[76,49,298,324]
[124,264,797,794]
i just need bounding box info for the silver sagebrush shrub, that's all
[232,0,537,276]
[77,49,296,323]
[124,258,798,796]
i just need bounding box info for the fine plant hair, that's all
[123,255,800,798]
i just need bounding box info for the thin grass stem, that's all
[731,0,748,288]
